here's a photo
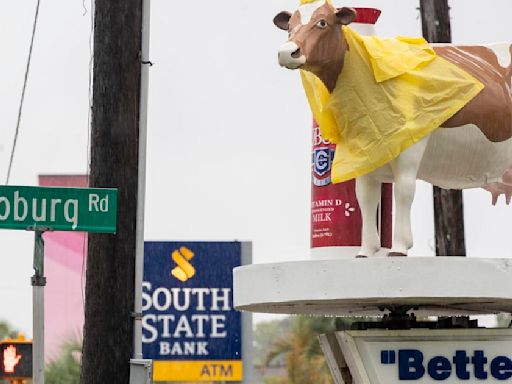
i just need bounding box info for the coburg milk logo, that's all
[312,126,335,187]
[171,247,196,282]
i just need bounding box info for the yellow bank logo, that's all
[171,246,196,282]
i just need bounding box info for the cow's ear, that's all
[274,11,292,31]
[336,7,357,25]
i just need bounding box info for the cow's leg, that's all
[389,138,429,256]
[356,173,381,257]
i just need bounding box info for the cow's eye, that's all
[316,19,328,29]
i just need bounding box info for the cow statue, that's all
[274,1,512,257]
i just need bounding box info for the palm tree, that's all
[0,320,18,340]
[254,317,293,366]
[265,316,336,384]
[45,336,82,384]
[264,315,382,383]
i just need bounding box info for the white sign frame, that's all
[333,329,512,384]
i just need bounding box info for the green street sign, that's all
[0,185,117,233]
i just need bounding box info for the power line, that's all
[5,0,42,185]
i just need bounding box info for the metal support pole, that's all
[130,0,153,382]
[241,242,254,384]
[133,0,150,360]
[32,231,46,384]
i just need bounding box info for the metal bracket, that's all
[26,226,53,232]
[350,312,479,331]
[129,359,153,384]
[31,275,47,287]
[131,312,143,320]
[319,334,352,384]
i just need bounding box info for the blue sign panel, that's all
[143,241,242,381]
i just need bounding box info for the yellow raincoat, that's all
[301,26,484,183]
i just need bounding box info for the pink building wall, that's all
[38,175,88,361]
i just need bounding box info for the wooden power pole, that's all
[80,1,143,383]
[419,0,466,257]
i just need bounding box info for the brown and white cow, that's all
[274,1,512,256]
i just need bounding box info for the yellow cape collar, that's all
[300,26,484,182]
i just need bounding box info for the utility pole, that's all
[419,0,466,257]
[80,0,143,383]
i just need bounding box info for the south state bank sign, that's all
[142,241,251,382]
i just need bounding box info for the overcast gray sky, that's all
[0,0,511,334]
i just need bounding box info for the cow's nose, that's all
[291,47,301,59]
[278,42,306,69]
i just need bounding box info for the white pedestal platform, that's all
[234,257,512,317]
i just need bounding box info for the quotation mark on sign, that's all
[3,345,21,373]
[381,350,396,365]
[171,247,196,282]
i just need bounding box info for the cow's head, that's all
[274,1,356,92]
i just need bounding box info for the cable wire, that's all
[5,0,42,185]
[86,0,94,178]
[82,0,95,312]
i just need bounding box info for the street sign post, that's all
[0,185,118,384]
[143,241,252,383]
